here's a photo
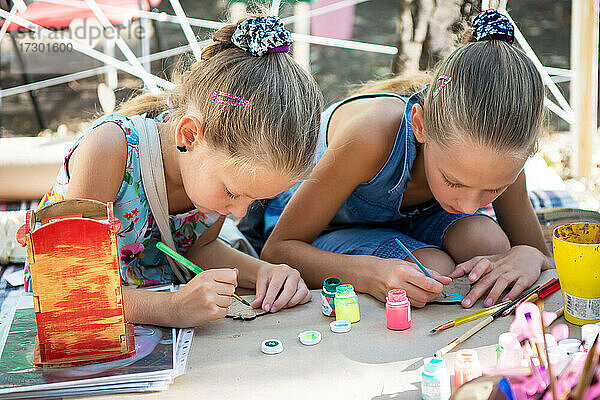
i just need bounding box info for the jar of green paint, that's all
[334,284,360,323]
[321,277,341,317]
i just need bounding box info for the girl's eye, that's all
[444,178,462,189]
[225,188,237,199]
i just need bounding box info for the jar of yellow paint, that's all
[553,222,600,325]
[334,284,360,323]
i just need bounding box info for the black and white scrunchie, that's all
[231,16,293,57]
[472,9,514,44]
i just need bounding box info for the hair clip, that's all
[211,90,251,108]
[431,75,452,99]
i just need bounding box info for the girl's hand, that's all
[170,268,238,327]
[449,245,549,308]
[372,258,452,307]
[251,263,312,313]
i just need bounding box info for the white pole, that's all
[229,2,246,23]
[1,42,211,98]
[85,0,159,92]
[0,5,17,45]
[104,35,118,89]
[501,11,574,119]
[282,0,368,24]
[0,8,174,90]
[139,0,151,73]
[293,2,311,71]
[571,0,599,179]
[270,0,282,16]
[168,0,202,60]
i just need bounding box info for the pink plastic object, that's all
[510,303,558,341]
[386,289,411,330]
[551,324,569,342]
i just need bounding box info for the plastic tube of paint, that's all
[454,349,482,389]
[386,289,411,330]
[334,284,360,323]
[558,338,581,355]
[321,277,341,317]
[547,346,568,372]
[534,333,557,348]
[497,332,523,370]
[422,357,451,400]
[581,323,600,351]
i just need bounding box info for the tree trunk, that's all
[392,0,483,74]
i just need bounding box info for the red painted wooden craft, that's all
[21,199,135,368]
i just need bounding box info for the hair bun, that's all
[231,16,293,56]
[472,9,514,44]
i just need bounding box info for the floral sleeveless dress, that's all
[24,111,221,291]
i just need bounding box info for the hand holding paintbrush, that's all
[157,241,251,306]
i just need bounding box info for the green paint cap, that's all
[298,330,322,346]
[323,277,342,293]
[336,284,355,296]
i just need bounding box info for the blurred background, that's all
[0,0,597,197]
[0,0,598,265]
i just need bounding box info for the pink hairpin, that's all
[431,75,452,99]
[212,90,251,107]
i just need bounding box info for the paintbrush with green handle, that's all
[156,241,251,307]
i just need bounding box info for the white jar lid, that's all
[559,338,581,355]
[330,320,351,333]
[581,324,600,347]
[261,339,283,354]
[298,330,322,345]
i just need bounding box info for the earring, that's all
[176,145,187,153]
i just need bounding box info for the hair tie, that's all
[472,9,514,44]
[231,16,293,57]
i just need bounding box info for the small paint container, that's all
[497,332,523,369]
[581,323,600,351]
[298,330,321,346]
[534,333,557,348]
[330,320,351,333]
[421,357,451,400]
[558,338,581,355]
[321,277,341,317]
[547,346,568,371]
[261,339,283,355]
[334,284,360,323]
[386,289,411,330]
[454,349,482,389]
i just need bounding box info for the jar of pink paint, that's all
[386,289,411,330]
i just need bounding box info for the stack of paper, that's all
[0,288,193,398]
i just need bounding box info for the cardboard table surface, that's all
[82,270,570,399]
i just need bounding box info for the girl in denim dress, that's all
[243,10,552,309]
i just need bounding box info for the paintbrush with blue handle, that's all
[394,237,463,301]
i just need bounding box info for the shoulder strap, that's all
[133,115,192,283]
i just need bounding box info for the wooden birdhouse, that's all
[18,199,136,367]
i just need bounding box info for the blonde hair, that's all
[355,30,544,159]
[117,17,323,179]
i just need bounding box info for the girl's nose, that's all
[457,193,482,215]
[228,200,252,219]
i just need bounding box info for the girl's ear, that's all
[175,115,204,150]
[411,104,426,144]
